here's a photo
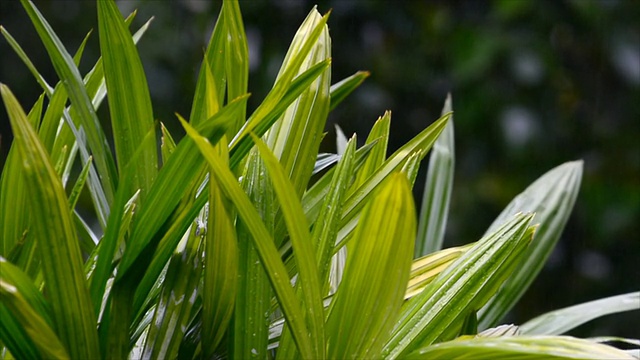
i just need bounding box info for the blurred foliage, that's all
[1,0,638,339]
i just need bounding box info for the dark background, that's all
[1,0,638,338]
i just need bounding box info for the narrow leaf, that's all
[416,93,455,257]
[181,119,315,359]
[405,243,473,300]
[329,71,370,111]
[382,213,534,358]
[326,172,416,359]
[21,0,117,207]
[98,0,157,196]
[223,0,249,134]
[116,95,248,280]
[202,143,238,357]
[335,113,451,250]
[0,25,53,94]
[406,336,635,359]
[520,292,640,335]
[1,278,69,360]
[142,231,203,360]
[253,134,325,358]
[2,83,99,359]
[478,160,583,329]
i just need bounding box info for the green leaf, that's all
[190,4,226,126]
[0,97,40,259]
[229,9,331,169]
[352,111,391,189]
[520,292,640,335]
[181,119,315,359]
[97,0,157,196]
[0,257,52,326]
[39,83,68,152]
[416,94,455,257]
[2,83,99,359]
[326,172,416,359]
[382,213,534,358]
[264,7,331,199]
[223,0,249,135]
[230,58,331,171]
[406,336,635,359]
[116,95,248,280]
[72,29,92,67]
[253,134,325,358]
[141,230,203,359]
[232,149,274,359]
[67,156,92,211]
[160,122,177,164]
[313,136,357,288]
[89,132,154,318]
[329,71,370,111]
[0,257,56,360]
[1,274,69,360]
[400,150,424,187]
[478,160,583,329]
[0,25,53,94]
[335,112,451,250]
[202,142,238,357]
[20,0,118,208]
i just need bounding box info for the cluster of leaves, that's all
[1,0,638,359]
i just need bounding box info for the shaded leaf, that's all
[478,160,583,329]
[406,335,635,359]
[520,292,640,335]
[416,93,455,257]
[2,83,99,359]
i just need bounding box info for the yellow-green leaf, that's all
[326,172,416,359]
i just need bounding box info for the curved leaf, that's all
[181,119,315,359]
[406,335,635,359]
[383,212,534,358]
[2,83,99,359]
[329,71,370,111]
[478,160,583,329]
[97,0,157,195]
[520,292,640,335]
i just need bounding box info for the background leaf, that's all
[520,292,640,335]
[416,93,455,257]
[478,160,583,329]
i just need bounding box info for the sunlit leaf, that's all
[383,213,534,358]
[326,172,416,359]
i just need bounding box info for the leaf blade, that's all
[478,160,584,329]
[326,172,417,359]
[2,83,100,360]
[520,292,640,335]
[416,94,455,256]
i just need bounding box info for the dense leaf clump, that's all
[1,1,638,359]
